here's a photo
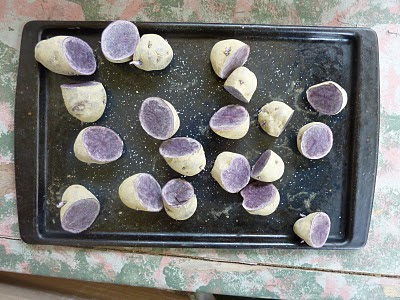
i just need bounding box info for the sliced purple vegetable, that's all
[241,182,280,215]
[159,137,202,158]
[297,122,333,160]
[61,198,100,233]
[209,105,250,139]
[63,37,97,75]
[162,179,197,220]
[293,212,331,248]
[306,81,348,115]
[251,150,285,182]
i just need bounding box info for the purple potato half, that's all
[306,81,348,115]
[61,198,100,233]
[241,182,280,215]
[209,105,250,139]
[297,122,333,159]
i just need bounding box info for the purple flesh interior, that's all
[210,105,248,130]
[61,198,100,233]
[310,213,331,247]
[224,86,248,103]
[220,45,250,79]
[83,126,123,162]
[251,150,271,177]
[101,21,139,60]
[139,98,174,139]
[63,37,96,75]
[241,182,277,210]
[61,81,99,88]
[222,156,250,193]
[159,137,201,158]
[307,83,343,115]
[301,124,333,159]
[162,179,194,207]
[134,174,163,211]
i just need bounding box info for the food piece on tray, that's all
[241,182,280,216]
[293,212,331,248]
[58,184,100,233]
[211,152,250,193]
[224,66,257,103]
[159,137,206,176]
[131,34,173,71]
[210,39,250,79]
[74,126,124,164]
[34,36,96,76]
[139,97,180,140]
[162,179,197,220]
[61,81,107,122]
[119,173,163,212]
[297,122,333,159]
[101,20,140,63]
[306,81,347,115]
[209,105,250,139]
[258,101,294,137]
[251,150,284,182]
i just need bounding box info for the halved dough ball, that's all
[74,126,124,164]
[131,34,173,71]
[159,137,206,176]
[258,101,294,137]
[251,150,284,182]
[58,185,100,234]
[162,179,197,220]
[209,105,249,139]
[139,97,180,140]
[119,173,163,212]
[210,39,250,79]
[297,122,333,159]
[35,36,96,76]
[293,212,331,248]
[101,20,140,63]
[224,67,257,103]
[241,182,280,216]
[61,81,106,122]
[306,81,347,115]
[211,152,250,193]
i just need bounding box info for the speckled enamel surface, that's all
[1,1,399,298]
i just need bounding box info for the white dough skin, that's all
[258,101,294,137]
[131,34,173,71]
[224,67,257,103]
[61,82,106,122]
[251,150,285,182]
[293,212,331,248]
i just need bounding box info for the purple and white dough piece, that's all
[293,212,331,248]
[74,126,124,164]
[241,182,280,216]
[101,20,140,63]
[211,152,251,193]
[35,36,96,76]
[258,101,294,137]
[119,173,163,212]
[159,137,206,176]
[139,97,180,140]
[210,39,250,79]
[306,81,348,115]
[224,66,257,103]
[209,105,250,139]
[162,179,197,220]
[61,81,107,123]
[297,122,333,159]
[251,150,285,183]
[58,185,100,234]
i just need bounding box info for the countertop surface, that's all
[0,1,399,299]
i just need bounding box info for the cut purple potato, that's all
[159,137,206,176]
[35,36,96,76]
[224,67,257,103]
[297,122,333,159]
[251,150,285,182]
[139,97,180,140]
[209,105,250,139]
[306,81,348,115]
[293,212,331,248]
[119,173,163,212]
[74,126,124,164]
[162,179,197,220]
[241,182,280,216]
[211,152,251,193]
[58,185,100,234]
[101,20,140,63]
[60,81,107,122]
[258,101,294,137]
[210,39,250,79]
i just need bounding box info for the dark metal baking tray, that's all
[15,21,379,249]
